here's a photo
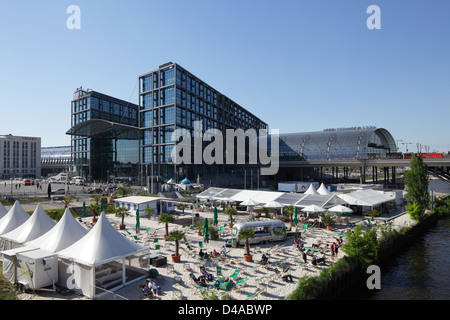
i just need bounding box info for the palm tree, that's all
[114,186,132,198]
[159,213,175,238]
[62,195,75,208]
[89,203,100,222]
[177,203,188,214]
[238,228,255,262]
[115,206,129,229]
[168,230,186,262]
[284,205,295,225]
[224,207,237,227]
[145,207,155,220]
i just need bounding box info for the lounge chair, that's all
[231,277,248,294]
[229,269,240,279]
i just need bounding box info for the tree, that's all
[224,207,237,227]
[114,186,132,198]
[342,225,378,268]
[177,203,188,214]
[114,206,129,229]
[284,206,295,225]
[89,203,100,222]
[168,230,186,262]
[145,207,155,220]
[238,228,255,259]
[159,213,175,237]
[404,154,430,221]
[62,195,75,208]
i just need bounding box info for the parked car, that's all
[87,187,103,194]
[51,188,66,195]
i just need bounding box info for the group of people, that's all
[330,237,344,260]
[190,266,215,287]
[198,245,227,260]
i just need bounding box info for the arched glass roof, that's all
[274,127,396,161]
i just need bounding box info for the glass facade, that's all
[275,127,397,161]
[139,62,268,182]
[69,88,140,181]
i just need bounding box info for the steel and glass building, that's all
[139,62,268,182]
[67,88,140,181]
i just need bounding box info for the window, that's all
[142,75,153,92]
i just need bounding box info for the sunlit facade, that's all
[67,88,140,181]
[139,62,268,182]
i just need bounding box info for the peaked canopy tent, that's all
[0,203,7,220]
[0,204,56,251]
[304,184,319,195]
[25,208,88,253]
[57,213,149,298]
[317,183,333,196]
[0,201,30,236]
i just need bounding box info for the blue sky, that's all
[0,0,449,152]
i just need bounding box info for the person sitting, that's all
[200,266,214,281]
[211,249,219,258]
[139,283,153,297]
[198,248,205,259]
[274,268,293,282]
[146,279,162,295]
[190,272,207,287]
[214,277,230,288]
[259,254,270,267]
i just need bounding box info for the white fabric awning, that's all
[336,189,394,207]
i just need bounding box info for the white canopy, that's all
[0,204,56,251]
[25,208,88,253]
[337,189,394,207]
[327,204,354,213]
[0,201,30,236]
[263,201,284,208]
[240,199,259,206]
[0,203,7,220]
[304,184,319,195]
[317,183,332,196]
[301,204,326,213]
[57,212,147,267]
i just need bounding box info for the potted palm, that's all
[62,195,75,208]
[194,221,203,236]
[115,206,129,229]
[238,228,255,262]
[284,205,295,226]
[177,203,188,214]
[89,194,102,223]
[145,207,155,220]
[224,207,237,228]
[320,212,336,231]
[169,230,186,263]
[159,213,174,240]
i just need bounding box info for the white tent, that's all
[0,201,30,236]
[263,201,284,208]
[57,213,149,298]
[336,189,394,209]
[25,208,88,253]
[301,204,326,213]
[317,183,332,196]
[0,203,7,220]
[304,184,319,195]
[0,204,56,251]
[327,204,354,214]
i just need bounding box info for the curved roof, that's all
[66,119,141,140]
[276,127,396,161]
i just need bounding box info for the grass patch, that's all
[0,262,18,300]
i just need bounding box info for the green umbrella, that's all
[213,207,218,225]
[136,208,140,232]
[82,201,86,218]
[100,202,104,214]
[203,217,209,243]
[293,206,298,227]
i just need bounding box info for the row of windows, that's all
[141,68,176,93]
[142,145,174,164]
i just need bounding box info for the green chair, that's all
[229,269,240,279]
[199,241,204,248]
[216,266,223,277]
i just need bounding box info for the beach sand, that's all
[13,202,416,301]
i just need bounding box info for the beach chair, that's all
[231,277,248,294]
[199,241,204,248]
[167,264,175,274]
[229,269,240,279]
[171,288,183,300]
[216,266,224,277]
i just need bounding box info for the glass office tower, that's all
[67,88,140,181]
[139,62,268,183]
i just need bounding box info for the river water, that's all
[348,180,450,300]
